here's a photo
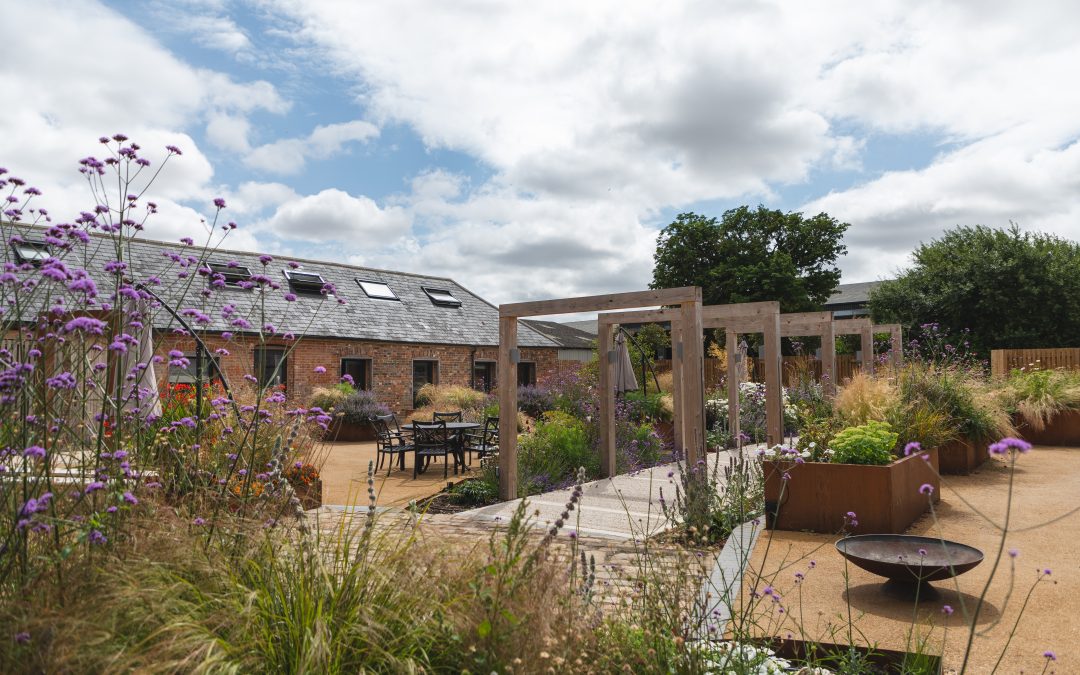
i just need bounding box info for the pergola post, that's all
[878,323,904,369]
[763,311,783,446]
[598,322,616,477]
[860,324,875,375]
[822,319,836,397]
[498,316,519,499]
[725,329,740,445]
[670,320,684,453]
[680,299,705,466]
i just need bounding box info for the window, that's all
[11,240,51,265]
[422,287,462,307]
[283,269,327,294]
[340,357,372,390]
[356,279,398,300]
[473,361,496,393]
[168,351,221,385]
[517,362,537,387]
[412,360,437,407]
[254,347,287,389]
[205,261,252,287]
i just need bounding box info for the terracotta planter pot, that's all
[1015,409,1080,446]
[324,419,377,442]
[937,437,987,474]
[292,478,323,510]
[763,448,940,535]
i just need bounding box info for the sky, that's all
[3,0,1080,310]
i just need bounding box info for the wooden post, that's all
[763,311,783,446]
[860,325,875,376]
[725,329,740,445]
[680,300,705,466]
[670,319,684,453]
[890,325,903,369]
[598,321,616,477]
[498,316,518,500]
[821,320,836,397]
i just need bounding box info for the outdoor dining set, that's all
[372,412,500,479]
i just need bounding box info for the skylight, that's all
[357,279,399,300]
[284,269,327,294]
[423,287,462,307]
[206,261,252,287]
[11,240,51,265]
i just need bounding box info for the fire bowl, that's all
[836,534,983,585]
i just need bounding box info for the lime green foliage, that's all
[794,414,843,462]
[830,421,899,465]
[1002,367,1080,431]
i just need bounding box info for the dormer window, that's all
[284,269,327,294]
[357,279,398,300]
[206,261,252,287]
[423,287,462,307]
[12,240,51,265]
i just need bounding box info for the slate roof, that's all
[10,228,557,348]
[561,319,598,336]
[823,281,884,307]
[521,319,596,349]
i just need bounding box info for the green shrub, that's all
[623,391,673,423]
[896,364,1013,446]
[829,421,898,465]
[449,478,499,506]
[517,411,597,495]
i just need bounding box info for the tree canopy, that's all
[650,207,849,312]
[869,225,1080,356]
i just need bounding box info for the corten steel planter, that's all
[749,638,942,674]
[292,478,323,510]
[325,419,377,442]
[763,448,940,535]
[1015,410,1080,446]
[937,436,986,474]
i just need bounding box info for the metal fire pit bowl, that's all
[836,534,984,586]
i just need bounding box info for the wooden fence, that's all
[990,348,1080,377]
[656,355,862,389]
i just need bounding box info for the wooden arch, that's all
[497,287,705,500]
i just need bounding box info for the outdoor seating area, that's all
[367,411,500,482]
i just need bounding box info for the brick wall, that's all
[156,333,559,415]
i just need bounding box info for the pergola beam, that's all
[833,317,875,375]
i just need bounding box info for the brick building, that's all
[13,229,560,416]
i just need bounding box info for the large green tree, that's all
[869,225,1080,356]
[651,207,849,312]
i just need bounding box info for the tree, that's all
[869,225,1080,357]
[651,207,849,312]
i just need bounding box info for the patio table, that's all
[402,422,480,475]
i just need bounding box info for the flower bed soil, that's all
[763,449,940,535]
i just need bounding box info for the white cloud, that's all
[262,0,1080,302]
[244,120,379,174]
[262,188,410,243]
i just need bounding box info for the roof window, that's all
[206,261,252,287]
[357,279,399,300]
[284,269,328,294]
[423,287,462,308]
[12,240,51,265]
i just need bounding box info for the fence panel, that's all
[990,348,1080,376]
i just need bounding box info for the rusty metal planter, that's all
[292,478,323,510]
[763,448,940,535]
[938,437,987,474]
[1015,410,1080,447]
[324,419,377,442]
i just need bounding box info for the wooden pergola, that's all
[597,300,785,451]
[875,323,904,369]
[497,287,706,500]
[780,311,837,396]
[832,317,876,375]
